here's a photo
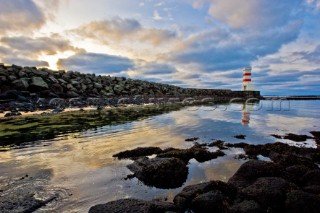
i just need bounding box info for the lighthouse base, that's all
[242,83,255,91]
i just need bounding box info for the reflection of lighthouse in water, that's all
[242,103,254,125]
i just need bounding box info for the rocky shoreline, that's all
[89,131,320,213]
[0,64,260,113]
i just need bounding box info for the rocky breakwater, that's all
[0,63,261,111]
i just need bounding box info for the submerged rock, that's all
[157,144,225,163]
[88,199,177,213]
[113,147,163,159]
[283,133,313,142]
[185,137,199,142]
[127,157,188,189]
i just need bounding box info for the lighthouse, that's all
[242,66,255,91]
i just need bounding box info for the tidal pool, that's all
[0,100,319,212]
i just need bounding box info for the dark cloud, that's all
[57,52,134,74]
[0,0,45,35]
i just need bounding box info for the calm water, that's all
[0,100,319,212]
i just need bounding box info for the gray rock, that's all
[48,75,59,84]
[12,79,29,90]
[30,77,48,90]
[94,82,103,89]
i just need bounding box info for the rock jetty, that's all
[0,64,260,111]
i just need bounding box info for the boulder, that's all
[12,79,29,90]
[30,77,48,91]
[285,190,320,213]
[241,177,297,211]
[228,160,283,188]
[173,181,237,211]
[230,200,264,213]
[190,190,229,213]
[127,157,188,189]
[88,199,177,213]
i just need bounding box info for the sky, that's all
[0,0,320,95]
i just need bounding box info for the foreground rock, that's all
[157,144,225,163]
[93,135,320,213]
[113,147,163,159]
[0,169,68,213]
[127,157,188,189]
[88,199,177,213]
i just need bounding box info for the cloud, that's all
[0,35,80,57]
[206,0,302,29]
[57,52,134,74]
[305,0,320,10]
[3,57,48,67]
[72,17,177,46]
[0,0,45,35]
[153,10,164,20]
[171,19,302,72]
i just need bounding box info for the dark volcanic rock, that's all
[113,147,163,159]
[301,169,320,186]
[88,199,177,213]
[241,177,297,211]
[208,140,226,149]
[228,160,282,188]
[283,133,313,142]
[271,134,283,139]
[190,190,229,213]
[285,190,320,213]
[234,135,246,140]
[127,157,188,189]
[230,200,264,213]
[185,137,199,142]
[173,181,237,211]
[157,145,225,163]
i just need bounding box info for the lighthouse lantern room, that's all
[242,66,255,91]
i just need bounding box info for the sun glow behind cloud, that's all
[0,0,319,95]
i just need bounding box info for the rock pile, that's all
[0,64,261,102]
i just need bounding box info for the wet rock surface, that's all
[88,198,177,213]
[0,169,69,213]
[94,133,320,213]
[113,147,163,159]
[157,144,225,163]
[127,157,188,189]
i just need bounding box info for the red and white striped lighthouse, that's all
[242,67,255,91]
